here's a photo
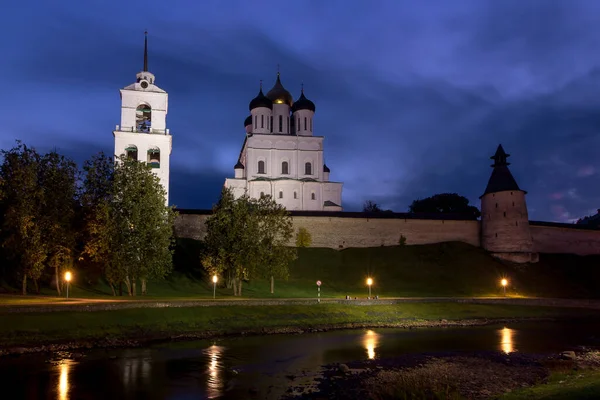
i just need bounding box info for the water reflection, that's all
[57,360,73,400]
[363,330,379,359]
[499,327,515,354]
[121,350,152,390]
[204,344,225,399]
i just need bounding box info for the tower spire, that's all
[143,30,148,72]
[491,144,510,167]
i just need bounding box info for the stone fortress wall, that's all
[174,209,600,257]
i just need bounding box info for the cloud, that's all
[3,1,600,223]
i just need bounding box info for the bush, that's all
[296,227,312,248]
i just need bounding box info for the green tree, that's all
[203,188,296,296]
[110,155,176,296]
[80,153,116,293]
[409,193,481,219]
[296,227,312,247]
[363,200,382,212]
[255,194,296,294]
[0,142,46,294]
[38,151,78,295]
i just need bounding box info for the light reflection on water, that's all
[499,327,515,354]
[57,359,74,400]
[363,329,379,359]
[204,344,225,398]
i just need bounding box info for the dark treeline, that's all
[0,141,176,296]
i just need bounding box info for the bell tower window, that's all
[125,145,138,160]
[282,161,289,175]
[258,160,265,174]
[136,104,152,133]
[147,147,160,168]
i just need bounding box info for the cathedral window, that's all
[279,191,283,199]
[305,162,312,175]
[282,161,289,175]
[147,147,160,168]
[311,192,316,200]
[270,116,273,133]
[298,118,300,130]
[254,115,257,129]
[135,104,152,133]
[261,115,264,128]
[279,115,283,132]
[258,160,265,174]
[287,117,290,133]
[294,191,297,199]
[304,117,307,130]
[310,118,312,131]
[267,116,269,130]
[125,145,138,160]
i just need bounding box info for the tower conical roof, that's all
[481,144,523,198]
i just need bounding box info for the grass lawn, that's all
[2,241,600,301]
[1,303,599,348]
[501,369,600,400]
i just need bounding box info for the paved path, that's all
[1,295,600,313]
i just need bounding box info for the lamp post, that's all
[65,271,72,299]
[501,278,508,297]
[212,275,218,299]
[367,278,373,299]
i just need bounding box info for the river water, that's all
[1,321,599,399]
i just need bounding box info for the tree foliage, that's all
[0,143,176,296]
[296,227,312,248]
[363,200,382,213]
[0,142,47,294]
[409,193,481,219]
[202,188,296,296]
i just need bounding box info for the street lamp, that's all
[212,275,218,299]
[367,278,373,298]
[501,278,508,297]
[65,271,72,299]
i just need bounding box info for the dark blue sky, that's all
[2,0,600,222]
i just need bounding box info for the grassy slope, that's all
[2,240,600,300]
[2,303,599,347]
[501,370,600,400]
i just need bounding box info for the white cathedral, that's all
[112,33,342,211]
[224,74,343,211]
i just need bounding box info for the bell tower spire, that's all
[143,30,149,72]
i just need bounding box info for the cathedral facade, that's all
[225,74,343,211]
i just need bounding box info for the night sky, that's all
[2,0,600,222]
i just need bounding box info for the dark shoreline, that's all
[0,316,570,358]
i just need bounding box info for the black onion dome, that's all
[292,90,316,112]
[323,164,330,173]
[266,74,293,106]
[249,89,272,111]
[234,161,244,169]
[244,115,252,127]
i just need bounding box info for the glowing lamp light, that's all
[366,278,373,298]
[212,275,218,283]
[501,278,508,297]
[65,271,72,282]
[212,275,218,299]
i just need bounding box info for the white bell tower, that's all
[113,31,172,205]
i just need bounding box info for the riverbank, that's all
[285,350,600,399]
[2,303,600,357]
